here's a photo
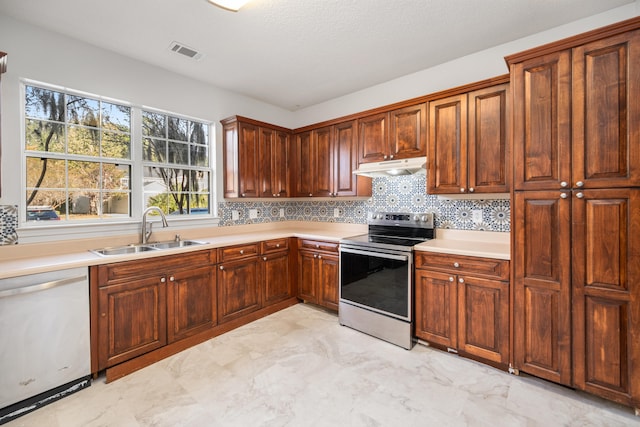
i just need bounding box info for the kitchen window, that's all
[22,82,212,223]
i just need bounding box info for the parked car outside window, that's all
[27,206,60,221]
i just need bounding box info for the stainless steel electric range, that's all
[339,212,434,349]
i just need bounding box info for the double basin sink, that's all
[91,239,207,256]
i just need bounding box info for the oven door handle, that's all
[340,247,409,262]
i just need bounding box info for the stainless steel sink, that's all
[91,240,207,256]
[91,245,160,256]
[147,240,207,249]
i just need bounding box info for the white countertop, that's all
[415,229,510,260]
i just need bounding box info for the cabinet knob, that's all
[241,193,246,197]
[277,194,281,197]
[468,188,474,193]
[263,256,267,261]
[318,255,322,259]
[560,181,568,188]
[575,181,584,188]
[449,277,454,282]
[219,265,224,270]
[389,155,394,159]
[315,244,320,248]
[160,277,166,283]
[576,192,584,199]
[384,155,388,160]
[560,193,568,199]
[314,254,318,258]
[169,276,175,282]
[460,188,465,193]
[309,193,313,197]
[240,249,244,254]
[458,278,464,283]
[273,194,277,197]
[101,312,106,317]
[276,244,280,248]
[453,262,460,268]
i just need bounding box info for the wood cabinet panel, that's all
[513,191,572,385]
[572,30,640,189]
[389,104,426,160]
[415,252,509,280]
[237,122,260,198]
[292,131,314,197]
[318,254,339,311]
[298,239,339,253]
[218,243,259,262]
[572,189,640,405]
[297,249,317,304]
[358,112,388,163]
[260,238,289,254]
[296,239,339,311]
[428,94,467,194]
[415,269,457,348]
[1,52,6,197]
[166,266,216,343]
[217,257,260,324]
[333,120,365,196]
[262,252,292,306]
[98,276,167,369]
[512,51,572,190]
[313,126,333,197]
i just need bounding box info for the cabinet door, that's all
[98,276,167,369]
[572,189,640,406]
[217,257,260,324]
[428,94,468,194]
[237,121,260,198]
[457,276,509,364]
[358,112,389,163]
[297,250,317,303]
[513,191,572,385]
[468,84,510,193]
[222,122,240,198]
[389,104,426,160]
[291,131,314,197]
[333,120,360,197]
[272,130,290,197]
[258,126,276,198]
[318,253,339,311]
[166,266,216,343]
[262,252,291,306]
[572,30,640,189]
[313,126,333,197]
[512,51,571,190]
[415,269,457,349]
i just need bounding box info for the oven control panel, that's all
[368,211,434,228]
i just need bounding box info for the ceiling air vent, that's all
[168,41,203,60]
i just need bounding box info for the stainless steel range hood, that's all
[352,156,427,178]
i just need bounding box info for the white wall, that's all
[291,2,639,128]
[0,14,293,207]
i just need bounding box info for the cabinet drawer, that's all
[298,239,339,253]
[261,238,289,254]
[100,250,215,283]
[218,243,259,262]
[415,252,509,280]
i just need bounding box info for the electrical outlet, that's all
[231,210,239,221]
[249,209,258,219]
[334,208,341,218]
[472,210,483,223]
[279,208,285,218]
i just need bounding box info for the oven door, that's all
[339,245,412,321]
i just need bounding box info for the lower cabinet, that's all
[415,252,510,366]
[261,238,293,306]
[93,250,216,371]
[296,239,339,311]
[217,243,260,324]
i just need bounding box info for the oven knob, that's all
[413,215,420,221]
[420,215,429,222]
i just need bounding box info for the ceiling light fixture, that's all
[206,0,251,12]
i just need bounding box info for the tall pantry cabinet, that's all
[507,18,640,412]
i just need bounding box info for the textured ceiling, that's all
[0,0,632,110]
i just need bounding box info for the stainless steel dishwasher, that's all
[0,267,91,424]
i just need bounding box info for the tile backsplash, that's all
[218,175,510,232]
[0,175,510,245]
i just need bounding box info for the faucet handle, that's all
[175,234,181,242]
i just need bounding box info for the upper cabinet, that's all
[291,120,371,197]
[221,116,290,198]
[0,51,6,197]
[358,104,426,164]
[428,80,510,194]
[510,28,640,191]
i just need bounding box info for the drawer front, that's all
[298,239,339,253]
[415,252,509,280]
[218,243,259,262]
[261,238,289,254]
[103,250,215,282]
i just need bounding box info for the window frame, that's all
[19,79,217,230]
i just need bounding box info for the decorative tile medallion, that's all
[0,205,19,245]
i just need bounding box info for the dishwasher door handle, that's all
[0,275,87,298]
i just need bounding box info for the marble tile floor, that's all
[6,304,639,427]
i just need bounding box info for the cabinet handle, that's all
[458,278,464,283]
[240,249,244,254]
[468,188,474,193]
[575,181,584,187]
[263,256,267,261]
[453,262,460,268]
[160,277,166,283]
[460,188,465,193]
[560,181,568,188]
[576,192,584,199]
[560,193,568,199]
[169,276,175,282]
[449,277,454,282]
[219,266,224,270]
